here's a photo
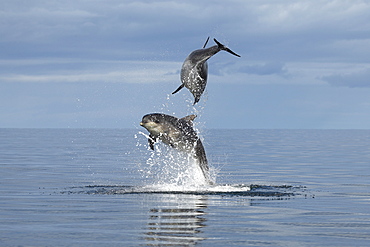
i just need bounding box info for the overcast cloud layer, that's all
[1,0,370,128]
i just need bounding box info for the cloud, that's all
[2,0,370,61]
[322,69,370,88]
[0,58,180,84]
[237,62,288,76]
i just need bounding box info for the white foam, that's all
[141,183,250,194]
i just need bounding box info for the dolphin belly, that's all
[181,61,208,105]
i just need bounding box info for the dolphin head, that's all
[140,113,172,136]
[140,113,160,127]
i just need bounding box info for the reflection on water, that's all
[63,184,303,246]
[144,195,208,246]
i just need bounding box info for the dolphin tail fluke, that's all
[172,84,185,94]
[195,139,213,185]
[213,38,241,57]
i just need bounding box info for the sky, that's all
[1,0,370,129]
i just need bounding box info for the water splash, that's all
[141,141,213,187]
[128,129,305,197]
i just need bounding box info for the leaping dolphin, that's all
[140,113,212,184]
[172,37,241,104]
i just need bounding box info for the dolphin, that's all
[140,113,212,184]
[172,37,241,104]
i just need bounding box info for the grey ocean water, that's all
[1,128,370,246]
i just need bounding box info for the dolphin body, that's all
[172,37,241,104]
[140,113,212,184]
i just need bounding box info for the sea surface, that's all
[1,128,370,246]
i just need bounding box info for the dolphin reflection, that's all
[144,195,208,245]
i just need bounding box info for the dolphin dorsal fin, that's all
[181,114,197,122]
[202,37,210,48]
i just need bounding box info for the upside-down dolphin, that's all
[172,37,241,104]
[140,113,212,184]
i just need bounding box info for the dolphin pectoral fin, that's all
[213,38,241,57]
[202,36,210,48]
[148,139,155,150]
[172,84,185,94]
[148,134,156,150]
